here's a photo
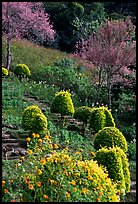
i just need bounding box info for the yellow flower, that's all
[26,137,31,142]
[37,169,42,175]
[14,163,18,168]
[24,178,30,184]
[88,175,92,180]
[99,191,103,196]
[97,198,100,202]
[54,181,58,186]
[73,187,77,192]
[4,189,8,193]
[36,148,41,152]
[2,180,5,187]
[81,188,87,194]
[49,144,53,148]
[40,158,46,165]
[38,139,42,143]
[66,192,70,198]
[20,156,25,161]
[10,179,14,183]
[75,151,80,154]
[91,151,95,156]
[43,195,48,199]
[79,180,82,185]
[35,134,40,138]
[27,149,33,154]
[70,180,76,185]
[36,181,41,187]
[32,133,36,138]
[28,184,34,190]
[53,143,59,149]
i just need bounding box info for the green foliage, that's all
[2,133,119,202]
[22,105,47,135]
[14,64,31,80]
[50,90,74,117]
[128,142,136,161]
[74,106,92,124]
[2,67,8,77]
[120,125,136,142]
[94,126,128,153]
[89,106,115,132]
[94,146,130,194]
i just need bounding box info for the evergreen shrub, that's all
[89,106,115,132]
[94,127,128,153]
[94,146,130,194]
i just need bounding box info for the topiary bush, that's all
[94,127,128,153]
[2,67,8,77]
[22,105,47,135]
[94,146,130,194]
[50,90,74,118]
[89,106,115,133]
[74,106,92,135]
[14,64,31,81]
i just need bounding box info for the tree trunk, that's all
[6,36,11,71]
[107,72,112,109]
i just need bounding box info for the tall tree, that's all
[2,2,55,70]
[74,16,136,108]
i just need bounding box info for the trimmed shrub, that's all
[50,90,74,118]
[89,106,115,132]
[22,105,47,135]
[74,106,92,125]
[94,127,128,153]
[94,146,130,194]
[14,64,31,81]
[2,67,8,77]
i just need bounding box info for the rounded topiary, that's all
[89,106,115,132]
[74,106,92,124]
[50,90,74,118]
[94,127,128,153]
[94,146,130,194]
[14,64,31,81]
[2,67,8,77]
[22,105,47,135]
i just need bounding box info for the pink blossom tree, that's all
[2,2,56,71]
[74,16,136,108]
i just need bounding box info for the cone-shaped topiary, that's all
[14,64,31,81]
[94,127,128,153]
[2,67,8,77]
[22,105,47,135]
[89,106,115,132]
[50,90,74,118]
[94,146,130,194]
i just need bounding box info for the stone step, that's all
[3,143,20,148]
[2,138,18,143]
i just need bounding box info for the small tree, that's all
[2,2,55,71]
[74,16,136,108]
[50,91,75,120]
[74,106,92,136]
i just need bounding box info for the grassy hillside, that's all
[2,36,81,72]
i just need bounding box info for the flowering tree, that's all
[2,2,55,70]
[74,16,136,108]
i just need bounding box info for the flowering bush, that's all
[2,133,119,202]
